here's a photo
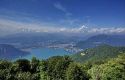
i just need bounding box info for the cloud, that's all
[54,2,66,12]
[0,18,61,36]
[58,25,125,34]
[59,18,80,26]
[0,17,125,37]
[54,2,72,16]
[87,27,125,34]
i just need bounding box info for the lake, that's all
[21,48,71,60]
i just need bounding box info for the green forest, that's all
[71,45,125,62]
[0,53,125,80]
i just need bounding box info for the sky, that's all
[0,0,125,36]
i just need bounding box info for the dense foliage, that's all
[88,53,125,80]
[0,53,125,80]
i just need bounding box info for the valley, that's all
[0,34,125,61]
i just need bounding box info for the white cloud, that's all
[54,2,72,16]
[0,18,61,35]
[87,27,125,34]
[54,2,66,12]
[0,18,125,37]
[59,18,80,26]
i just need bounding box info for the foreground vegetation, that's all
[0,53,125,80]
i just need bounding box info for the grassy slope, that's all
[71,44,125,62]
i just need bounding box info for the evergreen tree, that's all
[66,62,89,80]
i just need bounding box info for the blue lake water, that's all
[22,48,71,60]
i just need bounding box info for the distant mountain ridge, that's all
[75,34,125,49]
[0,32,85,44]
[71,44,125,62]
[0,44,30,60]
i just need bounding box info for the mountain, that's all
[0,32,86,48]
[0,44,30,60]
[75,34,125,49]
[71,44,125,62]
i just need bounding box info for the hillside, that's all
[0,44,30,60]
[71,44,125,62]
[75,34,125,49]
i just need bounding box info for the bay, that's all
[21,48,71,60]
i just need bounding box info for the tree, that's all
[15,72,40,80]
[88,53,125,80]
[39,56,73,80]
[66,62,89,80]
[0,69,10,80]
[30,57,40,73]
[0,60,15,80]
[0,60,12,69]
[15,72,32,80]
[16,59,30,72]
[88,65,103,80]
[54,56,73,79]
